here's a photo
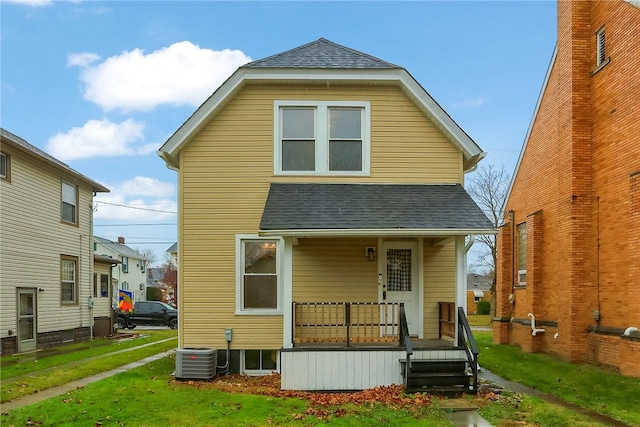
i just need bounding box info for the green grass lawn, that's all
[474,331,640,426]
[1,330,177,403]
[466,314,492,327]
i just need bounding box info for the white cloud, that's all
[452,97,486,108]
[46,119,155,161]
[4,0,53,7]
[69,41,252,112]
[67,52,101,68]
[94,177,176,222]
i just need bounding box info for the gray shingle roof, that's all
[1,128,109,193]
[259,183,494,232]
[94,236,149,260]
[243,38,400,69]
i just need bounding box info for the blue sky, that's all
[1,0,557,266]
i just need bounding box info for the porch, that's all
[281,302,478,394]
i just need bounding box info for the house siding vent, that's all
[175,348,217,380]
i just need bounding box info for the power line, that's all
[94,200,177,214]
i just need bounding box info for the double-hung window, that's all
[275,101,370,175]
[236,236,280,313]
[61,181,78,224]
[61,256,78,304]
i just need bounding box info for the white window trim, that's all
[518,270,527,287]
[273,100,371,176]
[241,349,280,376]
[0,152,7,179]
[235,234,283,315]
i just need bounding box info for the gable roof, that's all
[1,128,109,193]
[158,38,485,172]
[259,183,496,237]
[94,236,149,260]
[244,38,400,69]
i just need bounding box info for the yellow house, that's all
[159,39,495,392]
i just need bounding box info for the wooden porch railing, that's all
[292,302,401,346]
[438,301,456,338]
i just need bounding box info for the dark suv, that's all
[116,301,178,330]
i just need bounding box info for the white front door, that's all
[381,241,420,336]
[17,289,37,353]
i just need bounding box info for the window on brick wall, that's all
[596,26,606,67]
[516,222,527,286]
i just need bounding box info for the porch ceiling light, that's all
[366,246,376,261]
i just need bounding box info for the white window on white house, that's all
[61,256,78,304]
[274,101,370,176]
[122,256,129,273]
[516,222,527,286]
[61,181,78,224]
[243,349,279,375]
[236,236,280,313]
[596,26,606,66]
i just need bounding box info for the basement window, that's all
[243,349,278,375]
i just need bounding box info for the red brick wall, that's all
[496,0,640,375]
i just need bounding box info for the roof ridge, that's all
[243,37,400,69]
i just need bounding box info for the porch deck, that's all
[292,336,456,350]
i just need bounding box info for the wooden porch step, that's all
[405,385,472,395]
[407,372,471,387]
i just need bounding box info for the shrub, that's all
[147,286,163,301]
[477,301,490,315]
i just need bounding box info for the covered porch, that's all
[258,183,495,391]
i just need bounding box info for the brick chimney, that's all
[118,237,125,244]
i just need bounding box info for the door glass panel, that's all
[387,249,412,291]
[19,293,35,341]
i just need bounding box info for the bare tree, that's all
[140,249,157,267]
[467,163,510,317]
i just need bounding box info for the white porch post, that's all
[454,235,467,346]
[282,237,293,349]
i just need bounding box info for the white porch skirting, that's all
[281,349,405,391]
[280,348,469,391]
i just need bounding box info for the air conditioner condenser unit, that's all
[175,348,216,380]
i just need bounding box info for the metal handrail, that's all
[399,303,413,390]
[457,307,479,393]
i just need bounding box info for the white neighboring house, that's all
[166,242,178,267]
[93,236,149,306]
[1,128,109,355]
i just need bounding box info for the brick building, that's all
[494,0,640,377]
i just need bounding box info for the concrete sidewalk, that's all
[1,349,175,412]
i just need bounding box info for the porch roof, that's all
[259,183,496,237]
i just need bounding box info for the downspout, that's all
[465,235,475,253]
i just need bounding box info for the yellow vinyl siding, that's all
[422,242,456,338]
[292,238,378,302]
[179,82,463,349]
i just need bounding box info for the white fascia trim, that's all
[259,228,498,237]
[159,67,483,168]
[503,47,557,213]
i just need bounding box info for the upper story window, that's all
[1,152,10,182]
[61,181,78,224]
[122,256,129,273]
[274,101,370,176]
[596,27,606,66]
